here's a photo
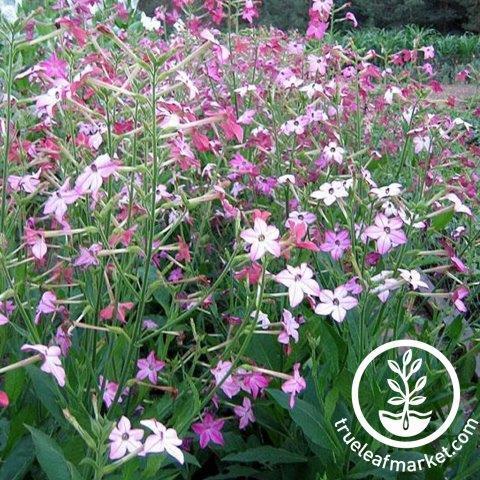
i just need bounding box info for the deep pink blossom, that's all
[136,351,165,384]
[320,230,351,260]
[234,397,255,429]
[192,413,225,448]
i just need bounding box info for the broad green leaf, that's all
[26,426,72,480]
[269,389,332,450]
[0,436,35,480]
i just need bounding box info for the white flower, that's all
[443,193,472,216]
[323,141,345,164]
[370,183,403,199]
[240,218,280,261]
[251,310,270,330]
[140,419,184,464]
[141,12,161,31]
[311,180,348,206]
[398,269,428,290]
[314,286,358,322]
[275,263,321,308]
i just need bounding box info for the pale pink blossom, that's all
[413,135,431,154]
[323,141,345,164]
[311,181,349,206]
[35,291,58,324]
[240,218,280,261]
[43,179,80,222]
[278,309,300,345]
[398,269,428,290]
[75,154,119,196]
[314,286,358,322]
[108,416,144,460]
[211,361,241,398]
[275,263,321,308]
[140,419,184,464]
[21,344,66,387]
[364,214,407,254]
[136,351,165,384]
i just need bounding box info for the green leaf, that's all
[269,389,332,449]
[222,446,307,465]
[26,366,65,425]
[0,436,35,480]
[432,210,453,230]
[26,426,72,480]
[4,368,26,404]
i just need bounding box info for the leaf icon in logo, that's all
[387,396,405,406]
[402,349,412,366]
[413,376,427,394]
[387,379,404,395]
[408,358,422,379]
[387,360,402,375]
[410,396,426,406]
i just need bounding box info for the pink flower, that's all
[0,301,15,326]
[74,243,102,268]
[192,413,225,448]
[234,397,255,429]
[100,302,134,324]
[413,135,431,154]
[35,291,57,324]
[323,141,345,164]
[43,179,79,223]
[240,218,280,261]
[287,211,316,226]
[320,230,351,261]
[452,286,468,313]
[314,286,358,322]
[345,12,358,27]
[99,376,130,408]
[136,351,165,384]
[25,220,48,260]
[281,363,306,408]
[364,214,407,254]
[75,154,119,196]
[21,344,65,387]
[108,416,144,460]
[140,419,184,464]
[241,0,259,23]
[286,220,319,252]
[278,309,300,345]
[241,372,269,398]
[211,361,241,398]
[275,263,321,308]
[8,170,41,193]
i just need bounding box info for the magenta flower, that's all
[281,363,306,408]
[108,416,144,460]
[234,397,255,429]
[21,344,65,387]
[320,230,351,261]
[136,351,165,384]
[192,413,225,448]
[240,218,280,261]
[364,214,407,254]
[242,372,269,398]
[278,309,300,345]
[275,263,321,308]
[314,286,358,323]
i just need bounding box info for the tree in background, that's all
[259,0,309,32]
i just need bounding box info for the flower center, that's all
[294,274,302,281]
[384,226,391,234]
[122,433,129,441]
[335,240,340,246]
[91,164,98,172]
[258,234,265,242]
[333,298,340,306]
[328,188,334,194]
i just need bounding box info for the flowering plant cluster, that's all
[0,0,478,478]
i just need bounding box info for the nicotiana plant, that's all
[0,0,478,479]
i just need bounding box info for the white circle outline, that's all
[351,340,460,448]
